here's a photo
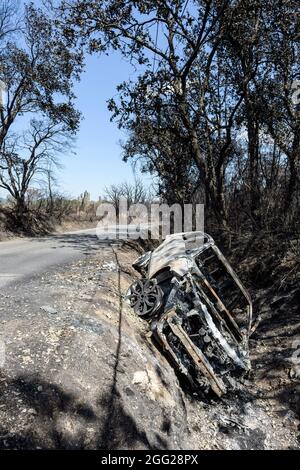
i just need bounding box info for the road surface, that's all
[0,228,101,288]
[0,223,151,288]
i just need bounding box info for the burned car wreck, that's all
[127,232,252,397]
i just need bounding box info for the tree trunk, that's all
[246,104,261,227]
[284,129,300,217]
[15,194,28,228]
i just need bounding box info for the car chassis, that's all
[127,232,252,397]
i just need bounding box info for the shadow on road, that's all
[31,233,115,254]
[94,246,159,450]
[0,372,154,450]
[0,243,162,450]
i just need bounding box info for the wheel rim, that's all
[129,279,163,317]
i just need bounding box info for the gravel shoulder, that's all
[0,242,299,449]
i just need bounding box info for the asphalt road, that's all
[0,228,102,288]
[0,223,150,289]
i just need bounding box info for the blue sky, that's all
[0,0,156,202]
[1,51,149,201]
[60,53,151,201]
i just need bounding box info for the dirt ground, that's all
[0,242,299,449]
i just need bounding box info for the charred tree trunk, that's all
[179,99,229,231]
[14,193,28,228]
[284,129,300,217]
[246,100,261,228]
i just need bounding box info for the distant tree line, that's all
[0,0,83,231]
[58,0,299,238]
[1,0,299,240]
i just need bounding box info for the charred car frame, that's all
[127,232,252,397]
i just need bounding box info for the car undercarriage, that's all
[127,232,252,397]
